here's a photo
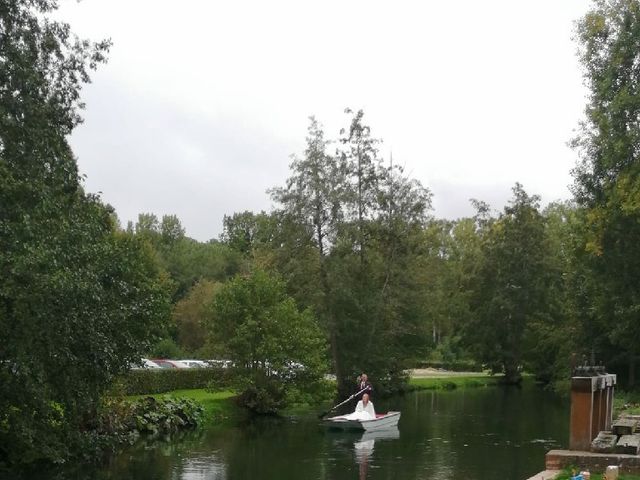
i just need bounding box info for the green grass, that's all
[614,391,640,417]
[129,388,239,422]
[554,466,640,479]
[408,375,501,390]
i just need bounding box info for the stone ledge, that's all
[525,469,560,480]
[546,449,640,474]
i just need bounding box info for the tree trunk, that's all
[503,361,522,385]
[629,353,636,389]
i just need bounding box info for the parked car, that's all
[207,359,233,369]
[181,359,209,368]
[152,359,191,369]
[131,358,161,369]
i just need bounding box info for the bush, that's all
[88,396,203,448]
[117,368,228,396]
[236,377,286,414]
[149,338,185,359]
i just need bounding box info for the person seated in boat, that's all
[355,393,376,419]
[356,373,373,400]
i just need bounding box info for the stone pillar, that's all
[604,375,615,431]
[592,382,604,434]
[570,371,616,451]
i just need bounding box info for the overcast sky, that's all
[57,1,591,242]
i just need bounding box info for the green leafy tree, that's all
[173,279,221,354]
[220,210,275,256]
[161,238,241,301]
[269,111,433,395]
[270,118,345,382]
[339,108,382,266]
[160,214,186,246]
[0,0,170,467]
[572,0,640,385]
[521,202,577,385]
[465,184,553,384]
[208,270,328,413]
[131,213,242,302]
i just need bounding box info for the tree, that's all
[208,270,328,413]
[339,108,382,266]
[173,279,221,353]
[270,117,345,383]
[0,0,170,466]
[160,214,185,246]
[269,111,433,395]
[572,0,640,385]
[522,202,577,385]
[220,210,275,256]
[465,184,553,384]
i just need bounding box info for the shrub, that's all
[89,396,203,448]
[150,338,185,359]
[117,368,228,396]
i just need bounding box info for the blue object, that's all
[571,475,583,480]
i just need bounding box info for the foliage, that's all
[417,359,484,372]
[132,214,242,302]
[207,270,328,413]
[270,112,433,396]
[572,0,640,386]
[173,279,221,353]
[116,368,228,396]
[0,0,172,467]
[136,389,238,424]
[91,396,203,447]
[220,210,277,257]
[614,390,640,416]
[150,337,186,359]
[408,376,499,391]
[464,184,556,384]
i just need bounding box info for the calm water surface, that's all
[81,383,568,480]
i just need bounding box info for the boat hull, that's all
[323,411,401,431]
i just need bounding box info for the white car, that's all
[207,359,233,369]
[132,358,161,369]
[181,359,209,368]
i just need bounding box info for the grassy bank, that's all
[129,389,239,422]
[614,391,640,417]
[408,375,501,390]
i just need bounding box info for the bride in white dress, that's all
[342,393,376,421]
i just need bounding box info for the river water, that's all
[77,383,568,480]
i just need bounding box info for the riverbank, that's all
[408,369,501,390]
[410,368,489,378]
[130,371,501,422]
[130,389,238,422]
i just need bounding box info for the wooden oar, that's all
[318,386,369,419]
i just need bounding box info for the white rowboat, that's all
[323,411,401,431]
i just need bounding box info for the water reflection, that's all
[354,427,400,480]
[178,454,226,480]
[35,383,568,480]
